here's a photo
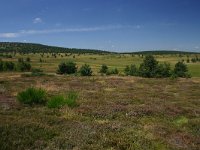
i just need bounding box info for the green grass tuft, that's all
[47,92,78,109]
[17,87,47,105]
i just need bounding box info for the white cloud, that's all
[33,17,43,24]
[0,33,18,38]
[194,46,199,49]
[0,25,141,38]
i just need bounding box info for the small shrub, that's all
[100,64,108,74]
[3,61,15,71]
[156,63,171,78]
[26,57,31,62]
[191,58,197,63]
[66,91,78,107]
[124,64,138,76]
[173,61,189,77]
[47,95,66,108]
[57,61,77,74]
[17,62,31,72]
[79,64,92,76]
[17,87,47,105]
[47,91,78,108]
[106,68,119,75]
[0,61,4,71]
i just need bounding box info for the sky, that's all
[0,0,200,52]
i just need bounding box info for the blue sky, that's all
[0,0,200,52]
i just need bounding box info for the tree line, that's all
[0,42,112,54]
[57,55,190,78]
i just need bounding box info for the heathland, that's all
[0,42,199,150]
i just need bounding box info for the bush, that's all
[57,61,77,74]
[124,64,138,76]
[173,61,189,77]
[3,61,15,71]
[47,95,66,108]
[138,55,158,78]
[79,64,92,76]
[26,57,31,62]
[47,91,78,108]
[0,60,4,71]
[66,91,78,107]
[17,87,47,105]
[106,68,119,75]
[156,63,171,78]
[17,62,31,72]
[100,64,108,74]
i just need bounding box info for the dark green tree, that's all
[17,62,31,72]
[57,61,77,74]
[100,64,108,74]
[124,64,138,76]
[156,63,171,77]
[139,55,158,78]
[3,62,15,71]
[174,62,189,77]
[79,64,92,76]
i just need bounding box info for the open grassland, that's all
[1,53,200,76]
[0,73,200,150]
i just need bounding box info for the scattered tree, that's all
[100,64,108,74]
[57,61,77,74]
[173,61,190,77]
[79,64,92,76]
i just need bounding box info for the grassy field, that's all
[1,53,200,76]
[0,53,200,150]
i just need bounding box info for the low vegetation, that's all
[0,59,31,72]
[17,87,47,105]
[0,44,199,149]
[0,75,199,149]
[57,61,77,74]
[79,64,93,76]
[47,92,78,108]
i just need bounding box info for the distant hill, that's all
[123,50,200,55]
[0,42,199,55]
[0,42,112,54]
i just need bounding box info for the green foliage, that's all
[47,95,66,108]
[0,42,112,54]
[79,64,92,76]
[100,64,108,74]
[65,91,78,107]
[3,61,15,71]
[57,61,77,74]
[47,91,78,108]
[156,63,171,78]
[174,61,190,77]
[26,57,31,62]
[124,64,138,76]
[17,87,47,105]
[0,60,3,71]
[139,55,158,78]
[106,68,119,75]
[17,62,31,72]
